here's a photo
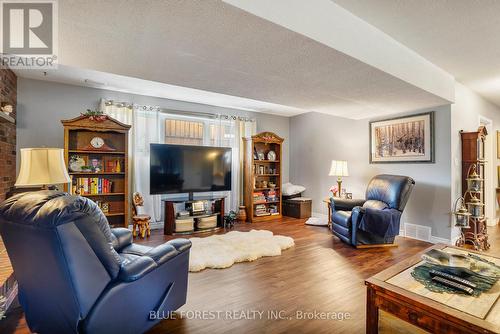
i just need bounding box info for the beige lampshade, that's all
[328,160,349,177]
[15,148,71,187]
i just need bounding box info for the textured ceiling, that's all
[18,0,449,118]
[333,0,500,107]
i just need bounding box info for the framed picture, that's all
[369,111,435,163]
[497,131,500,159]
[498,166,500,187]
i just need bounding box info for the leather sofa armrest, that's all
[350,206,365,245]
[145,244,179,266]
[111,228,133,251]
[166,239,192,253]
[118,256,157,282]
[331,198,366,211]
[351,206,365,226]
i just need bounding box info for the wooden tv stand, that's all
[162,196,225,235]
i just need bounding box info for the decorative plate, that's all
[69,155,86,172]
[267,150,276,161]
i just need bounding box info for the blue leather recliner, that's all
[0,191,191,334]
[330,174,415,247]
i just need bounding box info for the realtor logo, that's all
[0,0,58,69]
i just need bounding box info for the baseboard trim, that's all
[486,217,499,227]
[312,212,328,219]
[429,236,451,245]
[327,218,452,245]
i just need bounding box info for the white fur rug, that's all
[189,229,294,272]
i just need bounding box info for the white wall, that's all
[16,78,291,183]
[290,106,452,239]
[451,82,500,241]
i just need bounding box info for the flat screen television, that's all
[150,144,232,196]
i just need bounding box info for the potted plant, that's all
[224,210,238,229]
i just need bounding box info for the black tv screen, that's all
[150,144,232,195]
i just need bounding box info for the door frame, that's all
[479,115,498,226]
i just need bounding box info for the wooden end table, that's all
[365,244,500,334]
[323,197,331,227]
[323,196,341,228]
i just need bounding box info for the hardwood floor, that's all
[2,218,499,334]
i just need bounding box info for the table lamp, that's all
[329,160,349,197]
[15,148,71,190]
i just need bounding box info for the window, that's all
[164,117,235,147]
[165,119,204,145]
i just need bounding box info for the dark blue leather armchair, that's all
[330,174,415,247]
[0,191,191,334]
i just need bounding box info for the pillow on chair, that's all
[282,182,306,196]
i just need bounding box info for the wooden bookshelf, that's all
[61,115,131,228]
[243,132,283,223]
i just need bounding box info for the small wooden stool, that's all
[132,192,151,238]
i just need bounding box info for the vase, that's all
[237,206,247,223]
[116,160,121,173]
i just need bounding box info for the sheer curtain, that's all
[132,105,162,222]
[239,118,257,205]
[99,100,133,124]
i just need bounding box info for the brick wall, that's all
[0,68,16,312]
[0,69,16,201]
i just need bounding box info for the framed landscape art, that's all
[369,111,435,163]
[497,131,500,159]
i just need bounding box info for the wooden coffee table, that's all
[365,244,500,334]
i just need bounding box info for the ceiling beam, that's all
[224,0,455,102]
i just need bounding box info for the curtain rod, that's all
[104,99,255,122]
[159,108,217,119]
[159,108,255,122]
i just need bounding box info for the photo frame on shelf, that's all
[89,156,103,173]
[498,166,500,187]
[369,111,435,163]
[497,131,500,159]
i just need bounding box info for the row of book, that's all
[73,177,114,195]
[253,191,267,204]
[268,204,279,215]
[266,189,278,202]
[253,190,278,204]
[254,203,279,216]
[254,204,269,216]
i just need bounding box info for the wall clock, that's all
[81,136,116,151]
[91,136,105,149]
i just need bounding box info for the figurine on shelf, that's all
[101,202,110,214]
[115,159,122,173]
